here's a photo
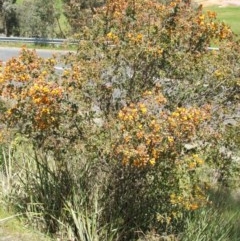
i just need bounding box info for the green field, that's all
[204,6,240,35]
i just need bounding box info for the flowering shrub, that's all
[0,49,63,135]
[115,89,211,167]
[70,0,237,116]
[0,0,239,240]
[0,48,89,154]
[109,87,212,237]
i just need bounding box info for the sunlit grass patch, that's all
[204,6,240,35]
[0,210,52,241]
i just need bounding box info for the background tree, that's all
[62,0,106,34]
[0,0,18,36]
[16,0,58,37]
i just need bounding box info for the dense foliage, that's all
[16,0,57,37]
[0,0,18,36]
[0,0,239,240]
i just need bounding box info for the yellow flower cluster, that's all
[198,14,205,26]
[127,33,143,44]
[219,24,232,39]
[207,11,216,19]
[118,102,147,122]
[0,73,3,84]
[146,46,163,58]
[26,82,63,130]
[1,59,28,84]
[195,10,232,40]
[170,184,207,211]
[34,107,57,130]
[106,32,119,44]
[29,82,63,105]
[206,21,218,32]
[114,88,210,168]
[167,106,211,140]
[0,48,64,132]
[186,154,204,170]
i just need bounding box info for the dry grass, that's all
[194,0,240,7]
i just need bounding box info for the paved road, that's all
[0,47,74,71]
[0,47,72,62]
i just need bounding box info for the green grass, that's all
[0,208,52,241]
[0,144,52,241]
[182,188,240,241]
[204,6,240,35]
[0,42,77,51]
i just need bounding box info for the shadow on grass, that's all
[208,187,240,236]
[181,186,240,241]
